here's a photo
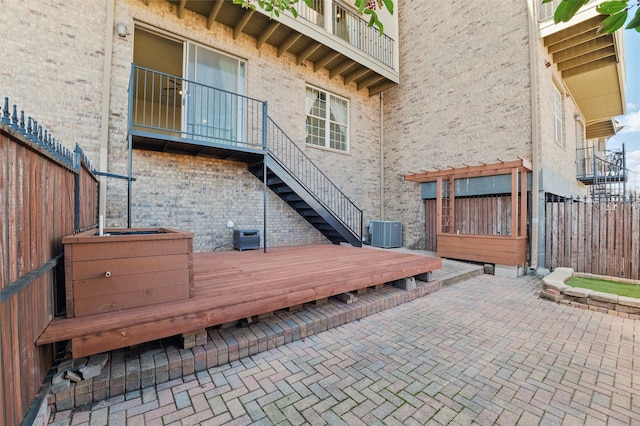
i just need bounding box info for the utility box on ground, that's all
[233,229,260,251]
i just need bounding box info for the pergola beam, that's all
[404,159,532,183]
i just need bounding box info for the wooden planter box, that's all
[62,227,194,317]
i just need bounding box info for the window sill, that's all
[306,143,351,156]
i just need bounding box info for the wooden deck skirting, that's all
[37,245,442,358]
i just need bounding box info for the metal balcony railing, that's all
[294,0,325,27]
[267,117,363,240]
[293,0,394,68]
[539,0,598,21]
[333,2,394,68]
[576,144,628,198]
[539,0,560,21]
[129,65,266,150]
[128,64,362,242]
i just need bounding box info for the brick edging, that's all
[539,268,640,320]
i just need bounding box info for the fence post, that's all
[74,145,82,231]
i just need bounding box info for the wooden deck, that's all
[37,245,441,358]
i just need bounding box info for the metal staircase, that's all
[249,118,362,247]
[128,65,363,247]
[249,156,362,246]
[576,144,627,199]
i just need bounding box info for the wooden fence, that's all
[0,100,98,425]
[545,194,640,279]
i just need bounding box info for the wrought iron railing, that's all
[292,1,394,68]
[539,0,560,21]
[267,117,363,240]
[295,0,325,26]
[333,2,394,68]
[128,65,362,242]
[540,0,598,21]
[576,145,628,198]
[129,66,266,150]
[1,96,75,168]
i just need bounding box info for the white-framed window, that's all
[305,86,349,152]
[553,85,564,147]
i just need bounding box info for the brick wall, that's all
[2,0,384,251]
[536,45,586,195]
[110,0,383,250]
[382,0,585,248]
[2,0,589,253]
[0,0,108,163]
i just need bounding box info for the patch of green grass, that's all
[566,277,640,299]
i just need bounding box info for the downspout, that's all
[99,0,116,221]
[527,0,540,272]
[380,92,384,220]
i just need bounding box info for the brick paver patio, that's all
[49,274,640,425]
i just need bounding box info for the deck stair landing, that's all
[37,245,442,358]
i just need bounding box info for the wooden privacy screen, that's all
[405,159,531,266]
[0,123,98,425]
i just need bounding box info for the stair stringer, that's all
[250,155,362,247]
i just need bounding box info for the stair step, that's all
[284,194,303,202]
[247,154,361,247]
[293,201,311,210]
[316,224,335,231]
[267,176,284,185]
[275,185,293,194]
[248,165,264,176]
[301,209,320,217]
[322,231,341,238]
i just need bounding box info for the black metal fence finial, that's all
[2,97,10,124]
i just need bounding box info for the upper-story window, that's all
[305,86,349,152]
[553,85,564,147]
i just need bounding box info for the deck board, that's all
[37,245,441,357]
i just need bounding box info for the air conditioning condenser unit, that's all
[369,221,402,248]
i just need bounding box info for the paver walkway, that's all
[49,274,640,425]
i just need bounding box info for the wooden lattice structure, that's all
[405,159,532,267]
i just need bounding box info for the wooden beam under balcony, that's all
[296,42,322,65]
[343,68,371,85]
[562,56,617,78]
[329,60,357,79]
[552,36,614,62]
[357,74,384,91]
[586,120,615,140]
[178,0,187,18]
[166,0,398,97]
[277,33,302,57]
[233,9,255,39]
[207,0,225,29]
[257,21,280,49]
[543,16,602,47]
[368,80,397,97]
[557,46,617,73]
[314,51,341,72]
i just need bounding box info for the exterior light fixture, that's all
[116,22,127,38]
